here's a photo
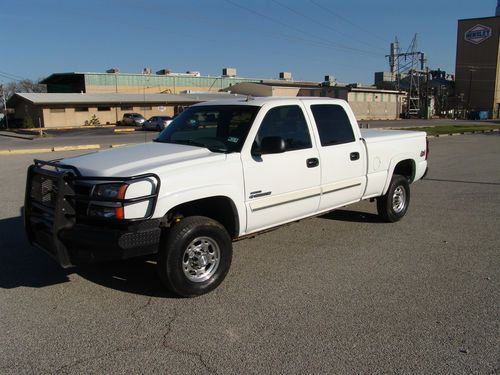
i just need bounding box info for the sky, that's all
[0,0,495,85]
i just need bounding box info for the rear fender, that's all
[382,155,416,195]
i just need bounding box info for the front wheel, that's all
[158,216,232,297]
[377,174,410,222]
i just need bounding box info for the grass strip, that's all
[397,125,500,136]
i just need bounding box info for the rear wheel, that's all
[377,174,410,222]
[158,216,232,297]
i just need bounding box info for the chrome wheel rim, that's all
[392,186,406,213]
[182,237,220,282]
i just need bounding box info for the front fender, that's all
[153,184,246,236]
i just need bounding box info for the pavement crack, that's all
[55,346,135,374]
[161,308,219,375]
[130,296,153,330]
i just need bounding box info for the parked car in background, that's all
[119,113,146,126]
[142,116,172,131]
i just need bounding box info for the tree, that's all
[3,78,47,100]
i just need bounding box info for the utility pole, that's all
[386,34,427,118]
[0,84,8,129]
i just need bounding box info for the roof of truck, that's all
[191,96,347,107]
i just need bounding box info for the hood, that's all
[61,142,225,177]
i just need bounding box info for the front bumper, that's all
[60,220,161,264]
[24,159,161,267]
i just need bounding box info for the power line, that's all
[309,0,390,44]
[270,0,386,53]
[222,0,382,58]
[0,71,24,82]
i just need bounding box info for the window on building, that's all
[75,107,89,112]
[254,105,311,152]
[97,106,111,111]
[49,108,65,113]
[310,104,355,146]
[120,105,133,110]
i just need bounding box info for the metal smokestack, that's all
[496,0,500,16]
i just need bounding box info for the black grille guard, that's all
[24,159,161,267]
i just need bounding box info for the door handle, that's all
[306,158,319,168]
[350,152,360,161]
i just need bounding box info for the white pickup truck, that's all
[25,97,428,297]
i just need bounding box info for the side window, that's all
[255,105,311,152]
[311,104,355,146]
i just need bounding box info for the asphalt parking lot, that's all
[0,134,498,374]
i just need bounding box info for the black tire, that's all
[158,216,232,297]
[377,174,410,222]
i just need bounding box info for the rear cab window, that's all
[310,104,355,146]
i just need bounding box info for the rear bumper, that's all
[422,166,429,179]
[415,160,428,182]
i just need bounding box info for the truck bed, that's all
[360,128,426,143]
[360,128,427,199]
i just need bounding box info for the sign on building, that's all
[464,24,492,44]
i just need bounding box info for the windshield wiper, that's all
[156,139,232,153]
[207,147,231,154]
[170,139,208,148]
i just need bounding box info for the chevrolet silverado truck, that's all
[24,97,428,297]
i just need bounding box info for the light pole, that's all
[466,67,477,119]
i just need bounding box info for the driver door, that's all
[241,104,321,233]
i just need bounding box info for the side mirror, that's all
[258,136,286,155]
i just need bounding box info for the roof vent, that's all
[156,69,172,75]
[222,68,237,77]
[106,68,120,73]
[322,75,337,86]
[279,72,292,80]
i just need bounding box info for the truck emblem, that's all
[464,24,492,45]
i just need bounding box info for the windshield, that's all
[155,105,260,153]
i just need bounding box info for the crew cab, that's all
[24,98,428,297]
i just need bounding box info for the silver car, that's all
[142,116,172,131]
[120,113,146,126]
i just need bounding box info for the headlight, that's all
[89,183,128,219]
[93,183,128,199]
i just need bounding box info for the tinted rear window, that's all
[311,104,355,146]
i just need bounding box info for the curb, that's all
[0,131,35,140]
[0,143,129,155]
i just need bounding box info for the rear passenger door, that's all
[241,104,321,233]
[305,102,366,212]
